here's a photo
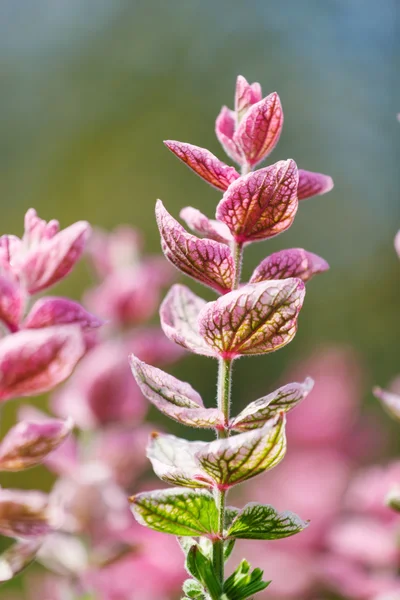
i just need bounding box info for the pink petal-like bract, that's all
[250,248,329,284]
[164,141,239,191]
[198,279,305,359]
[0,326,85,401]
[180,207,233,245]
[234,92,283,167]
[297,169,334,201]
[0,418,73,471]
[0,275,24,332]
[216,160,299,243]
[24,297,103,331]
[0,489,53,538]
[215,106,243,164]
[21,219,91,294]
[159,284,215,357]
[235,75,262,123]
[156,201,235,294]
[130,355,224,429]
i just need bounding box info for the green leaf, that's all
[223,560,270,600]
[186,545,223,600]
[196,415,286,487]
[130,488,219,537]
[183,578,205,598]
[227,502,309,540]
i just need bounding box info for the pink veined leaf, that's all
[0,275,25,332]
[180,207,233,245]
[235,75,262,124]
[195,415,286,488]
[156,201,235,294]
[23,209,60,244]
[164,141,240,191]
[160,285,215,357]
[0,489,55,538]
[250,248,329,284]
[297,169,334,201]
[198,279,305,359]
[0,417,73,471]
[147,432,213,489]
[20,219,91,294]
[215,106,244,165]
[395,230,400,259]
[0,325,85,401]
[373,387,400,422]
[216,160,299,244]
[0,538,42,582]
[129,355,224,429]
[234,92,283,168]
[24,297,103,331]
[230,378,314,431]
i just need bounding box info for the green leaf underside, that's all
[130,488,219,537]
[227,502,309,540]
[186,545,223,600]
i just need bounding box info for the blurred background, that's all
[0,0,399,596]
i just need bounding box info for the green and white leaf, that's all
[186,545,223,600]
[195,415,286,487]
[147,433,212,489]
[227,502,309,540]
[130,488,219,537]
[230,378,314,431]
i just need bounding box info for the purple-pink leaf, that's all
[0,275,24,332]
[215,106,244,164]
[198,279,305,359]
[235,75,262,123]
[0,539,42,582]
[0,325,85,401]
[0,418,73,471]
[216,160,298,243]
[24,297,103,331]
[160,285,214,357]
[130,355,224,429]
[20,213,91,294]
[250,248,329,284]
[297,169,334,201]
[147,432,212,489]
[0,489,54,538]
[156,201,235,294]
[373,387,400,422]
[234,92,283,167]
[230,378,314,432]
[180,207,233,245]
[196,415,286,488]
[164,141,239,191]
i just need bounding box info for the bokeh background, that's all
[0,0,399,594]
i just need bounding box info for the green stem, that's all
[232,241,243,289]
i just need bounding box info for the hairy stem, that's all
[232,241,243,289]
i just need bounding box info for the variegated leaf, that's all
[0,539,41,582]
[130,488,218,537]
[160,284,215,357]
[215,106,243,164]
[373,387,400,422]
[230,378,314,432]
[180,207,233,245]
[250,249,329,284]
[297,169,334,201]
[233,92,283,167]
[164,141,239,191]
[235,75,262,123]
[198,279,305,359]
[156,201,235,294]
[147,432,212,489]
[216,160,298,243]
[195,415,286,488]
[129,355,224,429]
[227,503,308,540]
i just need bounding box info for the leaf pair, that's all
[146,417,286,490]
[130,355,313,430]
[130,488,308,540]
[160,279,305,360]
